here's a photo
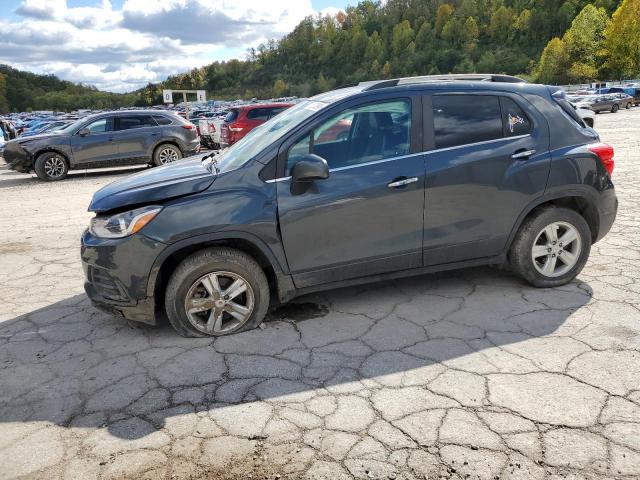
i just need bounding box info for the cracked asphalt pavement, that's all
[1,110,639,480]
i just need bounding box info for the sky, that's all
[0,0,357,92]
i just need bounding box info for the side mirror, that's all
[290,154,329,183]
[78,128,90,137]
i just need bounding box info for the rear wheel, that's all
[34,152,69,181]
[165,248,269,337]
[153,144,182,166]
[611,104,619,113]
[509,207,591,288]
[626,102,631,109]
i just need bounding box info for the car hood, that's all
[89,156,216,213]
[15,132,64,145]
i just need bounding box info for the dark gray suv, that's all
[81,75,617,337]
[4,110,200,181]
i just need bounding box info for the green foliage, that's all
[3,0,638,111]
[0,64,137,112]
[537,4,610,83]
[604,0,640,78]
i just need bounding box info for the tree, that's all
[0,74,8,113]
[604,0,640,78]
[563,5,610,69]
[536,37,570,84]
[272,79,288,97]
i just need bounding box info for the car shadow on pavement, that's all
[0,267,594,441]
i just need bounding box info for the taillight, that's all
[208,122,216,132]
[182,124,195,130]
[588,143,614,176]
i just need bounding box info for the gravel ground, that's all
[0,110,639,480]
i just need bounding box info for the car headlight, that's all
[90,206,162,239]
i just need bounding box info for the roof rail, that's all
[362,74,527,91]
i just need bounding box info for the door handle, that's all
[512,149,536,160]
[388,177,418,188]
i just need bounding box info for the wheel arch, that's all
[148,232,294,320]
[506,192,600,253]
[153,140,183,159]
[34,147,71,167]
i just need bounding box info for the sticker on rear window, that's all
[508,113,525,133]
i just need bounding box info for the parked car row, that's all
[4,110,199,181]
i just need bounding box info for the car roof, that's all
[312,74,551,104]
[235,103,293,111]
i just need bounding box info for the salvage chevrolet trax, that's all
[82,75,618,337]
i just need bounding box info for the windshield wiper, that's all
[201,151,220,174]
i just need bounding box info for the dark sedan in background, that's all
[574,94,627,113]
[4,110,200,181]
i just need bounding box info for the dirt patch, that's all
[0,242,32,254]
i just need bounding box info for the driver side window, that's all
[85,118,110,134]
[286,99,411,175]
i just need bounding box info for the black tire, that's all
[626,102,631,109]
[153,143,182,166]
[509,206,591,288]
[34,152,69,181]
[165,248,269,337]
[611,104,619,113]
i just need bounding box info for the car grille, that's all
[90,267,127,302]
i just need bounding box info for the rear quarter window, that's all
[153,115,173,125]
[500,97,532,137]
[224,110,239,123]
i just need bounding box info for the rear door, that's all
[69,116,117,165]
[113,115,158,162]
[276,96,426,288]
[422,92,550,265]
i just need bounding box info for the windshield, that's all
[58,117,90,134]
[215,100,326,173]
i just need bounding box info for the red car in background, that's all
[220,103,293,147]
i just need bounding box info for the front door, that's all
[277,97,426,288]
[422,93,550,265]
[70,117,117,165]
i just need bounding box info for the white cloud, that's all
[0,0,345,93]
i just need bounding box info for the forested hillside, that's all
[3,0,639,112]
[148,0,635,102]
[0,65,137,112]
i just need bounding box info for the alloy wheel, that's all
[44,156,66,178]
[531,221,582,278]
[184,271,255,334]
[159,147,179,164]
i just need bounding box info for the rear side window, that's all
[246,108,270,121]
[153,115,172,125]
[224,110,239,123]
[432,95,502,149]
[500,97,532,136]
[268,107,287,118]
[116,116,155,131]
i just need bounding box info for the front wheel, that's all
[165,248,270,337]
[153,144,182,166]
[34,152,69,181]
[509,207,591,288]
